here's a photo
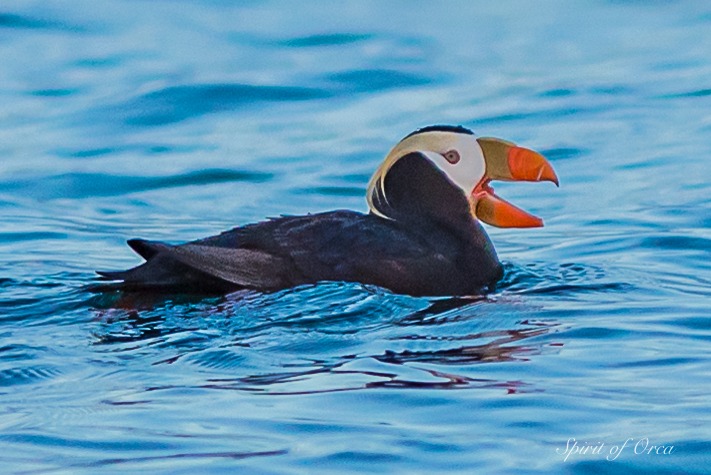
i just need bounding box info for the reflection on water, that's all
[91,289,561,395]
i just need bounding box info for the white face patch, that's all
[416,133,486,196]
[366,130,488,218]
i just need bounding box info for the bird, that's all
[97,125,558,297]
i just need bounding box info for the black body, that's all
[98,152,503,296]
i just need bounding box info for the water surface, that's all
[1,1,710,473]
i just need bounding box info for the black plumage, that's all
[402,124,475,139]
[98,145,505,296]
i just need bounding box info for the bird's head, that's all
[367,125,558,228]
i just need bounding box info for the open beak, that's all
[472,137,559,228]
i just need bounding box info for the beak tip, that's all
[542,163,559,187]
[541,166,559,187]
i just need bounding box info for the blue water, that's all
[1,1,710,473]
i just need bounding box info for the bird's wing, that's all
[98,239,295,291]
[97,211,469,295]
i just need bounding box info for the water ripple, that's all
[29,88,80,97]
[0,366,62,387]
[326,69,433,93]
[113,84,332,126]
[662,88,711,98]
[56,143,206,159]
[87,284,561,398]
[0,13,83,32]
[497,262,632,296]
[294,185,364,197]
[280,33,373,47]
[540,147,588,161]
[5,169,274,200]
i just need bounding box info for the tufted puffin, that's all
[97,125,558,296]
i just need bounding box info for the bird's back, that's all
[98,210,501,296]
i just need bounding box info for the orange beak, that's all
[472,137,559,228]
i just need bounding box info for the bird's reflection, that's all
[89,289,562,395]
[378,325,552,365]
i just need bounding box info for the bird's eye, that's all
[443,150,460,164]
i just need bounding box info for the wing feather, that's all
[97,239,295,291]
